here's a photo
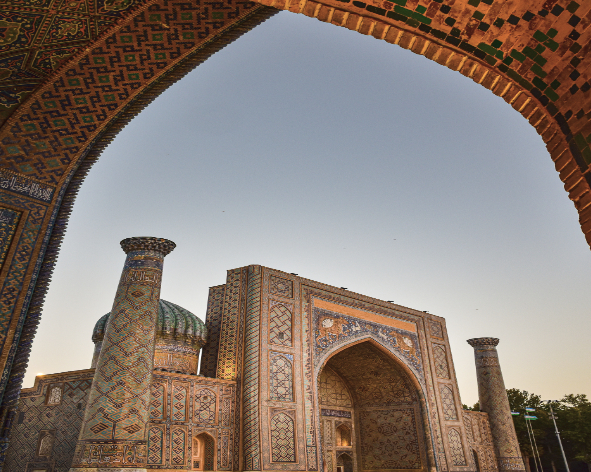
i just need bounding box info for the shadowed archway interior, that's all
[318,341,430,472]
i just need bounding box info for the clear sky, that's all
[24,10,591,406]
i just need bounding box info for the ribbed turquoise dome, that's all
[92,299,207,345]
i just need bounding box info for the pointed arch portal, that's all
[0,0,590,464]
[317,341,431,472]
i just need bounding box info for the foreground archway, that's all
[318,341,431,472]
[0,0,590,465]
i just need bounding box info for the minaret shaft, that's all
[467,337,525,472]
[71,237,175,471]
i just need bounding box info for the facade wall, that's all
[6,264,502,472]
[6,371,237,471]
[5,370,94,472]
[462,411,498,472]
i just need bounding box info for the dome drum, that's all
[91,299,207,375]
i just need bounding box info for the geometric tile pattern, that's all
[171,426,187,466]
[200,284,226,378]
[148,425,165,465]
[150,382,166,421]
[270,412,296,462]
[448,428,467,466]
[269,276,293,299]
[204,433,216,470]
[358,408,422,469]
[217,269,246,380]
[269,302,292,347]
[325,342,416,408]
[172,383,188,422]
[463,410,499,472]
[270,353,293,402]
[195,388,216,424]
[73,240,174,469]
[317,366,352,408]
[4,374,92,472]
[433,344,450,379]
[440,385,457,420]
[243,266,262,470]
[467,338,524,472]
[0,207,21,269]
[430,321,444,339]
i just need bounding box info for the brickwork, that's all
[467,338,524,472]
[463,410,499,472]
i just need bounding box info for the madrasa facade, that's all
[4,237,525,472]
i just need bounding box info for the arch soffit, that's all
[0,0,589,248]
[315,334,426,398]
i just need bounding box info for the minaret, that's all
[467,338,525,472]
[71,237,175,471]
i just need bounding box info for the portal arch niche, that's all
[317,341,430,472]
[192,432,216,471]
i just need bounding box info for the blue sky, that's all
[25,11,591,405]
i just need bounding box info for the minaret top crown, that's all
[120,236,176,255]
[467,337,499,348]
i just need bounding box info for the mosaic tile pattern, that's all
[0,207,21,270]
[270,276,294,299]
[4,372,93,472]
[440,385,457,420]
[358,408,422,469]
[270,353,294,402]
[467,338,524,472]
[217,268,246,380]
[270,411,296,462]
[243,266,262,470]
[172,382,188,422]
[313,306,422,376]
[448,428,467,466]
[433,344,450,379]
[171,426,187,466]
[201,285,226,378]
[269,302,293,346]
[195,388,217,424]
[463,410,499,472]
[73,238,175,469]
[147,424,165,465]
[317,366,352,407]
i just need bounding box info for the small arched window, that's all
[335,424,351,447]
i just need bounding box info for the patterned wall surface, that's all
[200,285,226,378]
[270,353,294,402]
[5,370,94,472]
[467,338,524,472]
[463,410,499,472]
[73,237,175,469]
[7,368,238,471]
[270,411,296,462]
[321,341,427,471]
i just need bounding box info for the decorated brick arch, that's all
[0,0,590,465]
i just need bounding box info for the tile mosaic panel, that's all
[270,276,294,299]
[317,367,352,408]
[195,388,217,425]
[269,302,293,347]
[172,382,188,422]
[270,411,296,463]
[170,426,187,466]
[448,428,467,466]
[270,353,294,402]
[440,385,458,421]
[200,285,225,378]
[0,207,21,269]
[433,345,451,379]
[358,408,422,469]
[147,425,165,465]
[243,266,262,470]
[150,382,166,421]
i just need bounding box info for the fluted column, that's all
[467,338,525,472]
[71,237,175,471]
